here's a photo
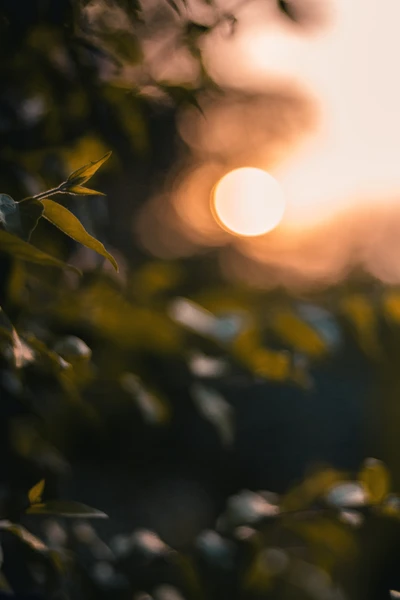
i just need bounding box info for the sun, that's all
[212,167,286,237]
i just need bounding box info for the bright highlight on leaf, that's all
[28,479,45,505]
[66,151,112,187]
[41,199,118,271]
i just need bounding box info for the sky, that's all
[138,0,400,286]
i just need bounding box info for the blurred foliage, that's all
[1,1,400,599]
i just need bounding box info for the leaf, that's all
[18,199,44,240]
[325,482,368,509]
[0,194,21,235]
[359,458,390,504]
[66,151,112,187]
[0,305,16,343]
[0,571,12,593]
[28,479,45,505]
[26,501,107,518]
[0,521,48,552]
[0,196,44,240]
[278,0,297,21]
[0,306,34,368]
[191,384,234,446]
[0,230,81,274]
[66,185,105,196]
[41,199,118,271]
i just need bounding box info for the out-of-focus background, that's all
[2,1,400,599]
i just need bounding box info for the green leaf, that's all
[66,185,105,196]
[0,230,81,274]
[28,479,45,505]
[41,199,118,271]
[66,151,112,187]
[26,501,107,518]
[0,194,21,235]
[359,458,390,504]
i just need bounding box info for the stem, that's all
[19,185,65,203]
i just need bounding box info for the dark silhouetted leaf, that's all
[18,199,44,240]
[41,199,118,271]
[277,0,297,21]
[0,571,12,593]
[0,196,43,240]
[0,230,81,274]
[26,501,107,518]
[66,151,112,187]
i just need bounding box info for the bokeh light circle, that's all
[212,167,286,236]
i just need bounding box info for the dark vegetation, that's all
[1,1,400,599]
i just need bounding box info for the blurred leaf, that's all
[222,490,280,529]
[26,501,107,518]
[66,151,112,187]
[0,194,21,235]
[66,185,105,196]
[244,551,273,593]
[28,479,45,505]
[41,199,118,271]
[272,309,327,357]
[0,306,34,368]
[359,458,390,504]
[191,383,234,445]
[0,305,16,343]
[0,230,81,274]
[0,571,12,593]
[277,0,297,21]
[24,335,71,373]
[282,469,344,511]
[121,373,170,425]
[325,482,367,509]
[53,336,92,362]
[0,521,47,552]
[341,294,379,357]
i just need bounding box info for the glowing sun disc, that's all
[212,167,286,237]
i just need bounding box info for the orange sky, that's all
[137,0,400,286]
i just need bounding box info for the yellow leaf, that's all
[67,186,105,196]
[272,309,326,357]
[41,199,118,271]
[28,479,45,505]
[359,458,390,504]
[66,151,112,186]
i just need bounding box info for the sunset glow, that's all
[212,168,285,237]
